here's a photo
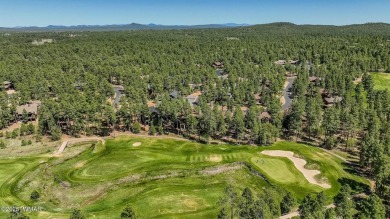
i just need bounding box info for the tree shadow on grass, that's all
[338,177,371,194]
[342,161,373,181]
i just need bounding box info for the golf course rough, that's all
[0,138,369,218]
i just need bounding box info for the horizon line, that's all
[1,21,390,29]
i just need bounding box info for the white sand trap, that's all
[207,155,223,162]
[261,150,331,189]
[132,142,142,147]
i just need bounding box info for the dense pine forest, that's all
[1,23,390,217]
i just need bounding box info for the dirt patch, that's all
[74,161,87,168]
[207,155,222,162]
[354,76,362,84]
[183,198,199,209]
[280,96,286,105]
[132,142,142,147]
[261,150,331,189]
[200,163,243,175]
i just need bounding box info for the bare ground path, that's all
[54,137,105,155]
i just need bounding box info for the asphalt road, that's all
[282,77,295,111]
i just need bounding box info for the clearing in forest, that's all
[371,72,390,90]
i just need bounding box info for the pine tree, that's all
[121,205,138,219]
[334,185,354,219]
[232,106,245,142]
[280,192,296,215]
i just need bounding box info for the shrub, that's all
[30,190,40,200]
[50,126,62,141]
[131,122,141,134]
[0,141,6,149]
[149,125,156,135]
[70,209,86,219]
[35,133,42,142]
[12,128,20,139]
[121,205,138,219]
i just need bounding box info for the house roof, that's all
[169,90,179,98]
[185,91,202,107]
[16,103,39,115]
[259,111,271,120]
[216,69,229,79]
[275,60,287,65]
[3,81,11,85]
[216,69,225,76]
[147,101,156,107]
[213,61,224,67]
[289,60,300,65]
[324,96,343,104]
[240,106,248,114]
[147,101,160,114]
[254,93,261,101]
[112,85,124,91]
[309,76,318,82]
[29,100,42,106]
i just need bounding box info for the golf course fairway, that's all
[0,136,369,218]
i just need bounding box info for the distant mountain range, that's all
[1,22,390,32]
[0,23,251,32]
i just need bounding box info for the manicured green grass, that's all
[251,157,299,183]
[371,72,390,90]
[0,137,370,218]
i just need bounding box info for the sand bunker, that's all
[207,155,223,162]
[132,142,142,147]
[261,150,331,189]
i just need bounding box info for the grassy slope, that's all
[371,72,390,90]
[0,137,369,218]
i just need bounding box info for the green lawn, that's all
[371,72,390,90]
[251,157,299,183]
[0,137,370,218]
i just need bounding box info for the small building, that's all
[16,102,40,121]
[259,111,271,122]
[285,72,298,77]
[275,60,300,66]
[240,106,248,115]
[309,76,318,83]
[289,60,300,65]
[3,81,13,90]
[275,60,287,65]
[147,101,160,114]
[184,91,202,108]
[169,90,179,99]
[324,96,343,107]
[216,69,229,80]
[212,61,224,68]
[112,85,125,93]
[254,93,261,105]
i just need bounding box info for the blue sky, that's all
[0,0,389,27]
